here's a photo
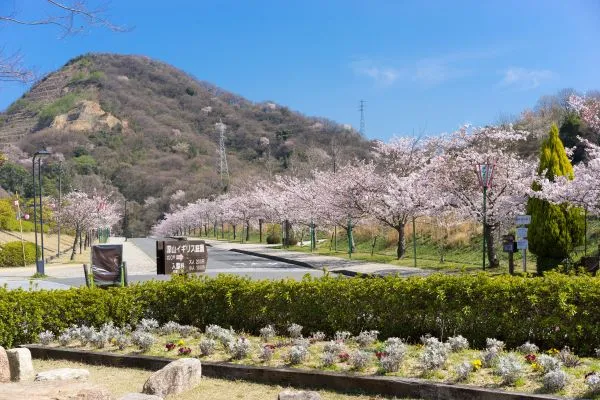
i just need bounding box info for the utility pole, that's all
[217,119,230,190]
[359,100,366,136]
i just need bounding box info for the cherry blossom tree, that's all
[366,136,444,258]
[427,125,537,267]
[569,95,600,133]
[56,191,121,260]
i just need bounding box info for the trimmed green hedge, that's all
[2,273,600,354]
[0,241,38,267]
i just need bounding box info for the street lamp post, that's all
[57,160,62,256]
[32,150,51,275]
[476,161,496,271]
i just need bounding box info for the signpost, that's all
[156,239,208,274]
[502,234,516,274]
[515,215,531,272]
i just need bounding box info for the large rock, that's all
[0,381,111,400]
[6,348,34,382]
[119,393,163,400]
[278,390,322,400]
[142,358,201,397]
[0,346,9,383]
[35,367,90,381]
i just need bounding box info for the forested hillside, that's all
[0,53,371,234]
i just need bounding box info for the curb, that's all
[229,248,365,278]
[23,345,564,400]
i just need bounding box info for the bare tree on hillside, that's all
[1,0,128,83]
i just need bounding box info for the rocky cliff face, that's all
[50,100,123,133]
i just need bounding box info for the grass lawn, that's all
[198,218,600,274]
[32,358,420,400]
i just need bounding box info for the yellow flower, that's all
[546,348,559,355]
[531,362,542,372]
[471,359,482,371]
[177,339,185,347]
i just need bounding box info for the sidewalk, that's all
[0,237,156,290]
[205,240,431,277]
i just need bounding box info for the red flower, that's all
[338,352,350,362]
[375,351,387,360]
[165,342,176,351]
[178,346,192,355]
[264,344,276,350]
[525,354,536,363]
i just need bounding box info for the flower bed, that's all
[36,320,600,399]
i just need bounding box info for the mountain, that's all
[0,53,371,234]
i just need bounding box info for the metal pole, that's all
[412,216,417,268]
[16,195,26,267]
[38,159,46,274]
[522,249,526,272]
[584,207,588,256]
[57,161,62,256]
[482,186,487,271]
[32,156,40,273]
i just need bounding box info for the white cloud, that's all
[499,67,555,89]
[413,59,469,86]
[350,60,401,86]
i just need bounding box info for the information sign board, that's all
[516,239,528,250]
[516,227,528,239]
[156,239,208,274]
[515,215,531,225]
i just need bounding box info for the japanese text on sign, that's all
[157,240,208,275]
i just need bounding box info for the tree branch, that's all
[0,1,129,83]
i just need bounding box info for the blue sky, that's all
[1,0,599,141]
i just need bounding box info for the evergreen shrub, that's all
[1,273,600,355]
[0,241,38,267]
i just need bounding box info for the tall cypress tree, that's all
[527,123,585,272]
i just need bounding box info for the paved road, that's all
[0,238,323,290]
[133,237,324,280]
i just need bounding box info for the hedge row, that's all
[0,241,38,268]
[2,273,600,354]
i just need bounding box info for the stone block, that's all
[0,346,9,383]
[35,367,89,381]
[119,393,164,400]
[142,358,201,397]
[278,390,321,400]
[6,348,34,382]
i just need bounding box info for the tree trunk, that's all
[233,225,237,240]
[396,224,406,259]
[284,219,292,247]
[485,224,499,268]
[259,219,263,243]
[245,220,250,242]
[70,227,79,261]
[79,230,83,254]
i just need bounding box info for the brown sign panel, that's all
[156,240,208,274]
[91,244,123,286]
